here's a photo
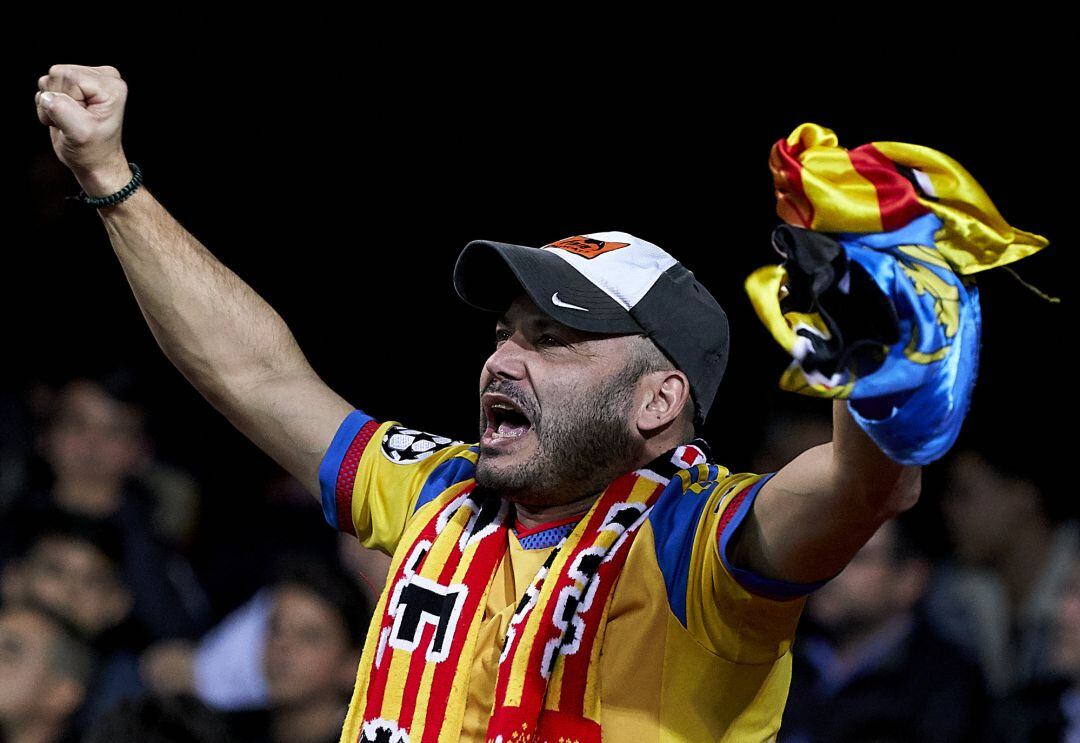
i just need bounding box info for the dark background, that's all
[5,56,1072,578]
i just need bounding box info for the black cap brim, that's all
[453,240,645,335]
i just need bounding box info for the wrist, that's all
[73,158,133,198]
[68,161,143,209]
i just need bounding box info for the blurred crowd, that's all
[0,370,1075,742]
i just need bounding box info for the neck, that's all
[514,491,598,531]
[511,435,693,531]
[52,477,123,517]
[272,699,346,743]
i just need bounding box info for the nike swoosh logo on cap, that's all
[551,293,590,312]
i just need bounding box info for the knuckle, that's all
[48,63,72,78]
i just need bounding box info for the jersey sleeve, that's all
[317,409,478,555]
[651,467,835,663]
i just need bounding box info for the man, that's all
[926,438,1077,697]
[228,558,369,743]
[2,511,133,645]
[0,371,209,642]
[1,509,141,731]
[35,65,921,741]
[989,555,1080,740]
[0,604,94,743]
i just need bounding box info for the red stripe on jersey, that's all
[716,483,755,542]
[335,420,380,537]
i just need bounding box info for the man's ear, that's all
[636,370,691,435]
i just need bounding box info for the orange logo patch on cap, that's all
[545,236,631,259]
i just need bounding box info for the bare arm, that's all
[35,65,352,499]
[728,399,922,584]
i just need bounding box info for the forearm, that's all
[730,402,921,584]
[829,399,921,519]
[95,179,309,406]
[37,65,353,496]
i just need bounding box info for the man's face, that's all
[475,295,647,506]
[2,537,131,638]
[44,380,146,486]
[263,585,356,706]
[0,609,68,725]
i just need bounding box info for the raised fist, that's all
[35,64,132,197]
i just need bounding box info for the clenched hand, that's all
[35,64,132,197]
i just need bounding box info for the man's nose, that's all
[483,336,528,381]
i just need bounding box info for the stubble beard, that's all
[475,367,645,506]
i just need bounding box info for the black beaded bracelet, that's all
[66,162,143,208]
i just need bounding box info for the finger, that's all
[38,91,91,141]
[42,64,112,105]
[34,90,57,127]
[92,65,122,79]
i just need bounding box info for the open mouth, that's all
[482,393,534,442]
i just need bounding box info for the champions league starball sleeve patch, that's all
[746,123,1051,465]
[380,426,460,464]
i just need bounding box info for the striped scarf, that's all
[353,458,676,742]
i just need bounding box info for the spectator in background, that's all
[989,555,1080,740]
[780,517,987,743]
[925,441,1079,697]
[228,558,369,743]
[0,369,209,641]
[143,557,369,743]
[1,510,142,730]
[142,532,389,714]
[0,604,94,743]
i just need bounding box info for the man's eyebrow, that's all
[500,315,567,333]
[495,313,597,341]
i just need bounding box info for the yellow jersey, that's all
[320,411,827,742]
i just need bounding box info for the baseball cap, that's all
[453,231,729,423]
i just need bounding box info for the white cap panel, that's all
[542,231,678,310]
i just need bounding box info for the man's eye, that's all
[537,334,563,347]
[494,329,511,345]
